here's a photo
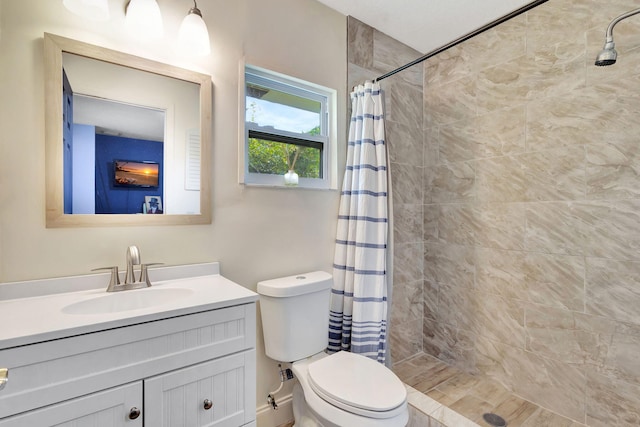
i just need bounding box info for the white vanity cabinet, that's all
[0,382,143,427]
[145,351,254,427]
[0,268,258,427]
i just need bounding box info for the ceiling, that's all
[315,0,536,54]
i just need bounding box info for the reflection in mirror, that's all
[45,33,212,227]
[68,95,166,214]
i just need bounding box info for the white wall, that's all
[0,0,347,424]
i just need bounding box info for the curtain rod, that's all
[375,0,549,82]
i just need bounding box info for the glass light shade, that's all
[178,12,211,56]
[63,0,110,21]
[125,0,163,40]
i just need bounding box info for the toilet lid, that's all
[307,351,406,416]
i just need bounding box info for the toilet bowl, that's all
[257,272,409,427]
[291,352,408,427]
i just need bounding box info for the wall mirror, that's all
[44,33,212,227]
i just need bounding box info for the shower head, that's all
[594,7,640,67]
[595,39,617,66]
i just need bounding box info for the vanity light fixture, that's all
[177,0,211,56]
[63,0,110,21]
[125,0,164,40]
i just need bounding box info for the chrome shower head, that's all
[595,39,617,66]
[594,8,640,67]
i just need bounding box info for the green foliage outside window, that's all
[248,126,321,178]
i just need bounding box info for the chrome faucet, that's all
[125,245,141,285]
[93,245,161,292]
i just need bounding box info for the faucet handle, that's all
[140,263,163,287]
[91,266,121,291]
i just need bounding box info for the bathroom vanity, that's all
[0,263,257,426]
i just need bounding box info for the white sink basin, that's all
[62,288,194,315]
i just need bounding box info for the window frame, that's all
[240,64,336,189]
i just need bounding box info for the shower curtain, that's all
[328,81,390,364]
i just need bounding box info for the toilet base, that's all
[291,353,409,427]
[293,382,330,427]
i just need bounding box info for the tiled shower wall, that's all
[347,17,426,365]
[348,0,640,425]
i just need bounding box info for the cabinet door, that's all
[145,350,255,427]
[0,382,142,427]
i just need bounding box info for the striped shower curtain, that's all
[328,81,389,364]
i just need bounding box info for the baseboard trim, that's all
[256,393,294,427]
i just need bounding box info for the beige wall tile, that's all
[521,146,586,202]
[424,242,475,289]
[423,127,440,167]
[423,204,439,242]
[423,318,478,372]
[386,120,424,167]
[394,203,423,244]
[395,242,425,284]
[474,247,526,301]
[438,106,526,164]
[476,156,526,202]
[477,53,585,114]
[586,257,640,324]
[347,16,374,70]
[523,252,585,311]
[586,371,640,427]
[580,200,640,260]
[425,45,470,87]
[373,30,423,87]
[476,339,587,422]
[390,318,424,363]
[596,320,640,385]
[587,137,640,200]
[390,162,424,205]
[431,162,476,203]
[385,78,423,127]
[471,248,586,313]
[525,86,615,153]
[438,202,526,250]
[391,278,423,326]
[437,203,477,246]
[423,279,439,322]
[524,202,588,256]
[474,202,526,250]
[425,15,526,86]
[443,289,525,349]
[347,62,374,93]
[524,305,613,365]
[424,75,477,127]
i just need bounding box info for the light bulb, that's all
[177,4,211,56]
[125,0,163,40]
[63,0,110,21]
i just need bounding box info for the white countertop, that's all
[0,272,258,349]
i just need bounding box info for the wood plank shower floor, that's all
[392,353,588,427]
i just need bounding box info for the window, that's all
[241,65,336,189]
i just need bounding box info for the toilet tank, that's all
[257,271,332,362]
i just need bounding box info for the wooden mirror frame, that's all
[44,33,212,227]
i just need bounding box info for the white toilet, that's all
[258,271,408,427]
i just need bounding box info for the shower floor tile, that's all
[394,353,587,427]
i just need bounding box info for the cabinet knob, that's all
[203,399,213,410]
[0,369,8,391]
[128,407,141,420]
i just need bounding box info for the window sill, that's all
[240,181,338,191]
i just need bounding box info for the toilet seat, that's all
[307,351,407,419]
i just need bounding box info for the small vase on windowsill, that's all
[284,170,299,186]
